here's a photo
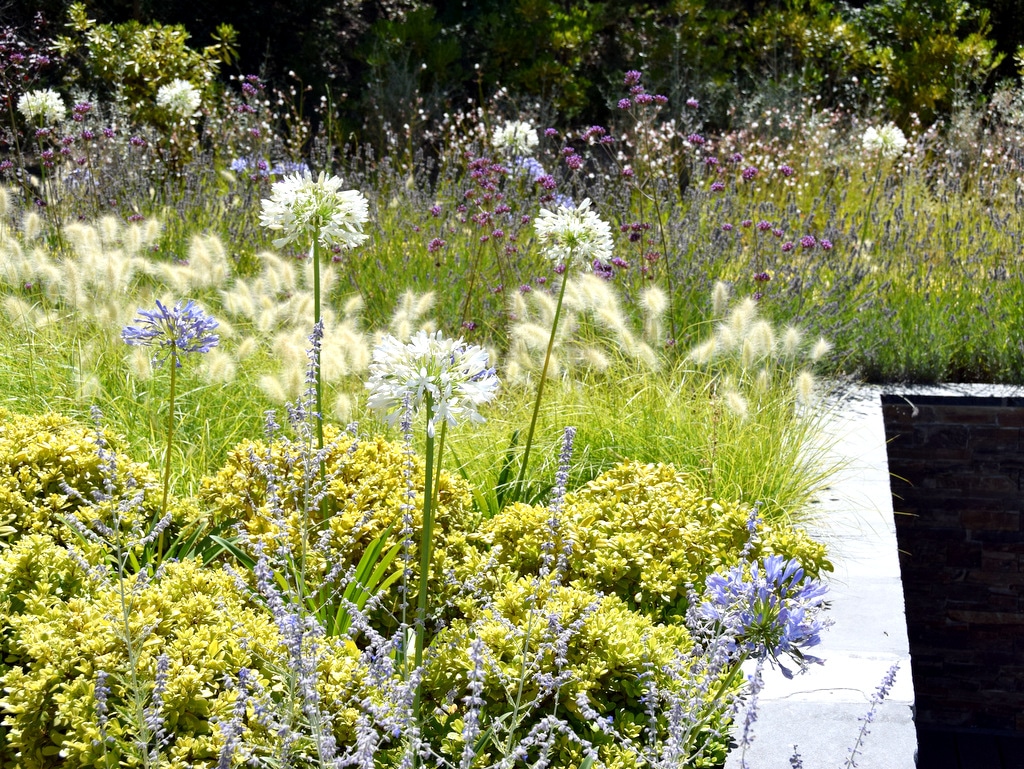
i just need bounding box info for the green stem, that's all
[311,233,325,457]
[412,394,440,726]
[160,357,176,519]
[857,160,883,259]
[513,267,570,498]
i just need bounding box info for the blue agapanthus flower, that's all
[699,554,829,676]
[122,299,219,367]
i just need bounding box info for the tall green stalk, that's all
[513,268,570,497]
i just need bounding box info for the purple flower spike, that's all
[122,299,219,367]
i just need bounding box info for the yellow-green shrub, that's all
[0,535,362,769]
[423,576,730,768]
[469,460,830,623]
[0,410,160,547]
[201,425,475,615]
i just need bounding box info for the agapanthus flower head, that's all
[534,197,614,269]
[862,122,908,160]
[699,554,830,675]
[260,170,370,251]
[17,89,65,126]
[156,79,202,119]
[492,119,539,155]
[121,299,219,367]
[366,330,499,438]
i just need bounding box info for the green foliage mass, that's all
[466,460,830,624]
[54,2,237,125]
[0,535,364,769]
[0,409,158,546]
[423,578,729,768]
[200,423,476,618]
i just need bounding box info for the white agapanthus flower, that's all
[493,119,539,155]
[156,79,202,119]
[862,123,908,160]
[260,171,370,251]
[366,330,499,438]
[534,197,614,268]
[17,89,65,126]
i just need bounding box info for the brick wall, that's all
[881,394,1024,733]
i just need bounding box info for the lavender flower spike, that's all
[122,299,219,367]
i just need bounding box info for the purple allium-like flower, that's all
[545,127,558,138]
[820,238,833,251]
[686,97,699,109]
[121,299,219,367]
[742,219,753,228]
[710,181,725,192]
[772,227,784,238]
[779,164,794,177]
[800,235,816,249]
[721,223,733,231]
[731,152,744,163]
[635,93,654,105]
[565,154,583,170]
[618,98,632,110]
[687,133,705,145]
[704,156,719,166]
[624,70,643,86]
[781,241,794,252]
[428,238,446,253]
[129,136,147,147]
[753,271,771,282]
[653,94,668,105]
[742,166,759,181]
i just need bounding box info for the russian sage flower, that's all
[493,119,539,155]
[17,89,66,125]
[259,170,369,251]
[534,197,614,269]
[121,299,219,367]
[156,78,202,118]
[366,330,499,438]
[862,123,907,160]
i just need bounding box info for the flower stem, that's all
[513,266,570,499]
[160,356,177,520]
[413,394,439,724]
[311,233,325,458]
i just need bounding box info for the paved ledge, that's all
[726,386,918,769]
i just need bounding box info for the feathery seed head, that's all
[810,337,832,362]
[711,281,730,317]
[781,326,803,357]
[796,370,816,406]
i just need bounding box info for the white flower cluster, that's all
[156,79,202,119]
[492,119,539,155]
[534,197,614,269]
[17,89,65,126]
[260,171,370,251]
[862,122,908,160]
[366,330,499,438]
